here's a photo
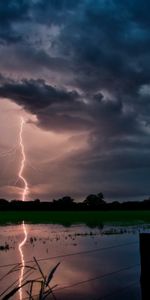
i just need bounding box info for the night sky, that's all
[0,0,150,202]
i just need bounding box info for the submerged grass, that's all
[1,258,59,300]
[0,210,150,226]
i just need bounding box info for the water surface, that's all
[0,223,146,299]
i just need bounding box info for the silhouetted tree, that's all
[0,199,8,204]
[34,199,40,203]
[84,193,105,209]
[97,193,104,201]
[52,196,74,210]
[60,196,74,205]
[2,193,150,211]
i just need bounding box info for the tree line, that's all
[0,193,150,211]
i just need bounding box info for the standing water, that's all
[0,222,144,300]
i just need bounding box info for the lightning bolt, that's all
[18,117,28,300]
[18,118,28,202]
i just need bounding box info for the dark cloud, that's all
[0,0,150,200]
[0,75,143,135]
[0,0,29,23]
[33,0,81,25]
[0,77,79,112]
[57,0,150,95]
[0,0,30,43]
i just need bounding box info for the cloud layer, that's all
[0,0,150,201]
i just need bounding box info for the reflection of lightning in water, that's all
[18,117,28,300]
[18,221,27,300]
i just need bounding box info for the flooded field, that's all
[0,222,146,300]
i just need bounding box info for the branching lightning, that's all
[0,145,18,158]
[18,117,28,300]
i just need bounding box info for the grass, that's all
[0,210,150,226]
[1,257,59,300]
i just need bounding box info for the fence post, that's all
[140,233,150,300]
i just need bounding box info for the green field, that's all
[0,210,150,226]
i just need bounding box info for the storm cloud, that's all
[0,0,150,201]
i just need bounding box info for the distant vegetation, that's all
[1,192,150,211]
